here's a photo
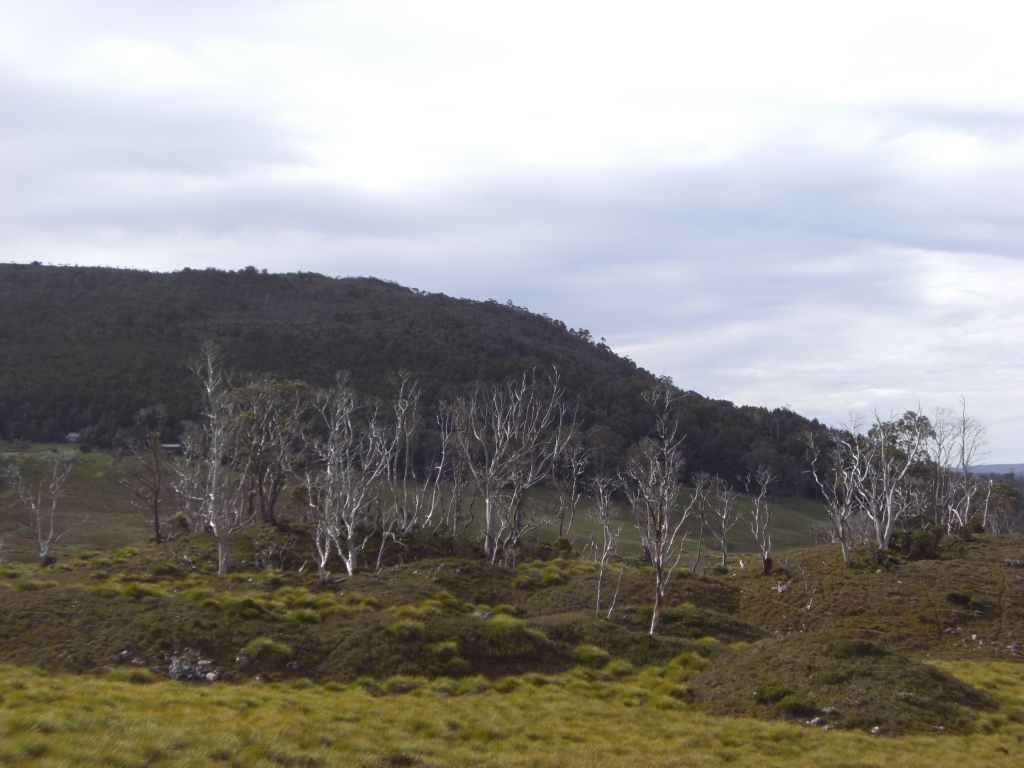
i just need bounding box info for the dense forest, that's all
[0,263,823,494]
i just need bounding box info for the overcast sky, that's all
[2,1,1023,460]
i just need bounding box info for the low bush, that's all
[774,694,817,717]
[242,637,294,664]
[574,645,611,667]
[754,681,793,704]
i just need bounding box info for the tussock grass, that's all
[1,663,1023,767]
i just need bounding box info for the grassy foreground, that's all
[1,661,1023,768]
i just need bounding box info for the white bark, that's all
[2,453,87,562]
[622,384,696,636]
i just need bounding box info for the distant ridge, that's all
[0,263,822,494]
[974,464,1024,476]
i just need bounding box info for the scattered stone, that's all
[870,726,881,735]
[285,661,300,671]
[473,611,494,619]
[1004,559,1024,569]
[168,656,217,682]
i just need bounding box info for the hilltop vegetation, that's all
[0,263,821,493]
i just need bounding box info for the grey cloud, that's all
[2,66,1023,458]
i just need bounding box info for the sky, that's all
[2,0,1023,461]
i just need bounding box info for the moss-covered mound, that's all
[688,632,997,734]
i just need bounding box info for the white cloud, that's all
[2,0,1024,459]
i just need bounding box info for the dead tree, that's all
[622,384,696,635]
[807,420,868,567]
[448,369,574,564]
[232,379,311,526]
[172,343,253,575]
[553,438,589,537]
[304,380,393,577]
[2,453,87,564]
[588,474,622,618]
[119,406,170,544]
[744,465,776,575]
[707,475,741,568]
[859,409,929,550]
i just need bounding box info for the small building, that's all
[64,432,81,443]
[161,444,182,455]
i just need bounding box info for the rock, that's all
[809,717,826,727]
[235,656,250,667]
[168,656,218,682]
[285,661,300,671]
[473,611,494,619]
[870,726,881,735]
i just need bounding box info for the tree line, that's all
[807,402,1022,566]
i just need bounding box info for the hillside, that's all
[1,530,1022,745]
[0,263,821,493]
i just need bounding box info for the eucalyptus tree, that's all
[744,465,776,575]
[303,379,393,577]
[232,379,312,526]
[807,419,870,567]
[2,452,86,564]
[858,409,930,550]
[448,369,576,565]
[622,384,700,635]
[119,406,170,544]
[587,473,622,618]
[171,343,252,575]
[706,475,741,568]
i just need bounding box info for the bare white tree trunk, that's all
[588,474,622,618]
[2,453,87,563]
[859,409,929,550]
[448,369,574,564]
[622,383,696,636]
[707,475,741,568]
[304,380,393,577]
[807,420,869,567]
[744,465,776,575]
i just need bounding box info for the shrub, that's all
[382,676,422,694]
[183,587,215,602]
[945,592,984,611]
[430,641,459,661]
[605,660,635,679]
[119,583,162,599]
[285,608,320,624]
[754,681,793,704]
[511,570,543,590]
[166,511,189,533]
[669,652,709,673]
[105,668,155,685]
[541,565,567,585]
[774,694,817,717]
[151,563,178,577]
[487,614,525,634]
[827,639,888,658]
[242,637,294,663]
[444,658,471,674]
[388,619,425,642]
[228,597,265,619]
[574,645,611,667]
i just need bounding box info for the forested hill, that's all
[0,263,822,494]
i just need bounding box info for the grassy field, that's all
[1,659,1022,767]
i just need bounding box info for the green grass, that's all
[1,662,1023,767]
